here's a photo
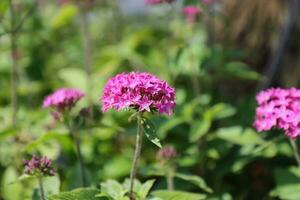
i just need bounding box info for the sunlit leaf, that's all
[152,190,206,200]
[142,118,162,148]
[175,173,213,193]
[49,188,100,200]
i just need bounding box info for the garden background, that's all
[1,0,300,199]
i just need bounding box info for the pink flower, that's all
[43,88,85,112]
[182,6,202,23]
[23,155,55,177]
[101,72,176,115]
[145,0,175,5]
[254,88,300,139]
[157,145,177,160]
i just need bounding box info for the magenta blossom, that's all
[254,88,300,139]
[182,6,202,23]
[101,72,176,115]
[23,155,55,177]
[43,88,85,112]
[145,0,175,5]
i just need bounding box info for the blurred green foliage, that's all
[0,0,299,200]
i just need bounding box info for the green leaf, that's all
[270,167,300,200]
[152,190,206,200]
[50,4,78,29]
[0,1,8,14]
[189,119,211,142]
[216,127,264,145]
[99,180,127,200]
[223,62,261,81]
[0,127,19,141]
[138,179,155,199]
[141,118,162,148]
[23,132,73,152]
[206,103,236,120]
[157,117,185,139]
[48,188,100,200]
[175,173,213,193]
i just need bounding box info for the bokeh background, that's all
[1,0,300,199]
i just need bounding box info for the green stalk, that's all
[290,138,300,167]
[166,169,174,191]
[129,112,143,200]
[38,176,46,200]
[66,117,87,187]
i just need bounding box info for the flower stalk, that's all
[290,139,300,168]
[67,121,87,187]
[129,112,144,200]
[38,176,46,200]
[166,169,174,191]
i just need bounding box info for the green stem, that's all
[38,176,46,200]
[166,170,174,191]
[129,112,143,200]
[66,118,87,187]
[290,138,300,167]
[9,0,18,127]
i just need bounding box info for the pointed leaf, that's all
[141,118,162,148]
[48,188,100,200]
[175,173,212,193]
[152,190,206,200]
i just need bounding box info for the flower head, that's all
[145,0,175,5]
[101,72,176,115]
[23,155,55,177]
[182,6,202,23]
[254,88,300,139]
[43,88,85,112]
[157,145,177,160]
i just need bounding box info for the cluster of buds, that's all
[157,145,177,161]
[23,155,55,177]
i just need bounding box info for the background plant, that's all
[1,0,300,200]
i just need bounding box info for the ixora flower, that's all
[43,88,85,112]
[182,6,202,23]
[43,88,87,187]
[101,72,176,115]
[145,0,175,5]
[254,88,300,139]
[101,71,176,200]
[23,155,55,177]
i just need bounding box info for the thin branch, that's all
[12,0,37,33]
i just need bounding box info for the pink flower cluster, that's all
[157,145,177,160]
[254,88,300,139]
[182,6,202,23]
[43,88,85,112]
[24,155,55,177]
[101,72,176,115]
[145,0,175,5]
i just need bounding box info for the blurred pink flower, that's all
[182,6,202,23]
[254,88,300,139]
[23,155,55,177]
[157,145,177,160]
[101,72,176,115]
[43,88,85,112]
